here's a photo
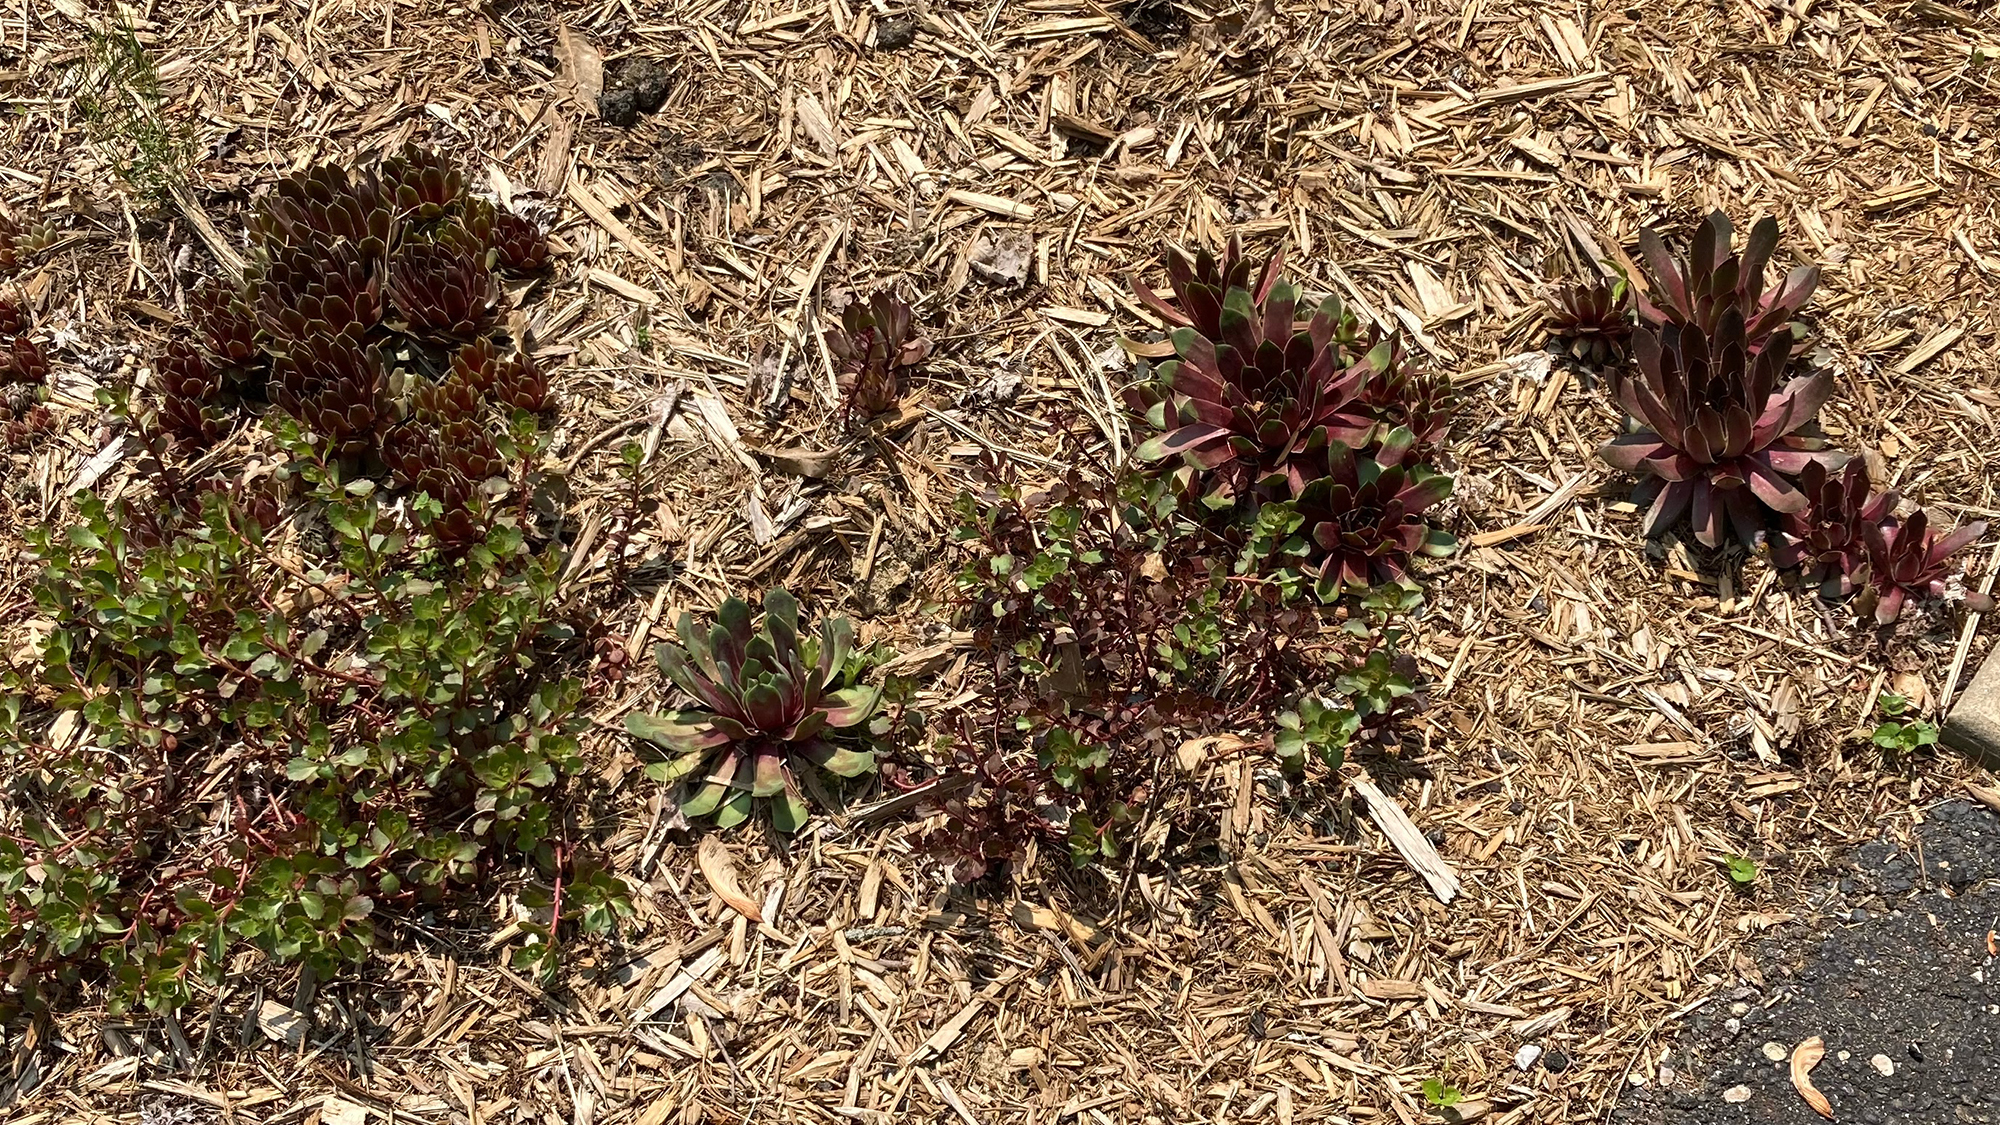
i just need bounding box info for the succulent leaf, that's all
[1633,210,1818,358]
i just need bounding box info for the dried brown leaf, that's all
[696,835,763,921]
[1790,1036,1834,1120]
[555,24,604,115]
[968,229,1033,286]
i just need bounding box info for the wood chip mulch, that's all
[2,1,1998,1123]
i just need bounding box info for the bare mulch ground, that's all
[3,1,1999,1123]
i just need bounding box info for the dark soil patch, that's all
[872,17,917,51]
[598,57,670,127]
[1614,800,2000,1125]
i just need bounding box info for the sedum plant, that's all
[826,290,929,420]
[387,239,498,340]
[937,452,1435,877]
[149,146,552,548]
[1131,289,1389,507]
[155,339,227,449]
[1248,427,1456,599]
[0,292,51,449]
[1857,507,1989,624]
[1547,276,1633,366]
[1763,455,1988,623]
[0,475,609,1013]
[1133,234,1292,342]
[626,590,881,832]
[1127,235,1452,513]
[1634,210,1818,357]
[1597,305,1842,547]
[1772,460,1890,599]
[1350,343,1455,459]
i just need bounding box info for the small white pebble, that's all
[1514,1045,1543,1071]
[1837,1050,1851,1062]
[1762,1042,1788,1061]
[1723,1086,1753,1103]
[1871,1054,1895,1076]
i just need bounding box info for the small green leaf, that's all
[1421,1079,1462,1108]
[1724,855,1758,884]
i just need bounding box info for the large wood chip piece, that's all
[1350,776,1461,903]
[555,24,603,112]
[1791,1036,1834,1119]
[697,835,763,922]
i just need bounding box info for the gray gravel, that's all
[1614,800,2000,1125]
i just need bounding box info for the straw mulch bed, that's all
[2,0,1997,1122]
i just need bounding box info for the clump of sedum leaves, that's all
[627,590,882,832]
[1853,511,1989,624]
[932,449,1428,878]
[0,290,53,449]
[1634,211,1817,357]
[0,468,617,1014]
[1775,460,1993,622]
[1250,427,1456,600]
[1597,212,1842,547]
[1547,276,1632,366]
[1127,235,1457,599]
[148,145,552,551]
[826,290,929,421]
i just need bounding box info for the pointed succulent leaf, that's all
[818,684,881,729]
[626,710,733,753]
[815,614,855,689]
[801,739,876,779]
[770,793,810,834]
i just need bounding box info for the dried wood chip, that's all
[1790,1036,1834,1119]
[256,1000,307,1047]
[555,24,603,113]
[1351,776,1461,903]
[696,836,764,922]
[1358,978,1424,1001]
[1860,182,1941,213]
[320,1097,369,1125]
[947,189,1037,220]
[1893,326,1964,374]
[586,267,660,305]
[750,446,837,479]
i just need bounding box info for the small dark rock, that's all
[872,17,917,50]
[598,57,671,127]
[1543,1049,1570,1073]
[1849,907,1869,923]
